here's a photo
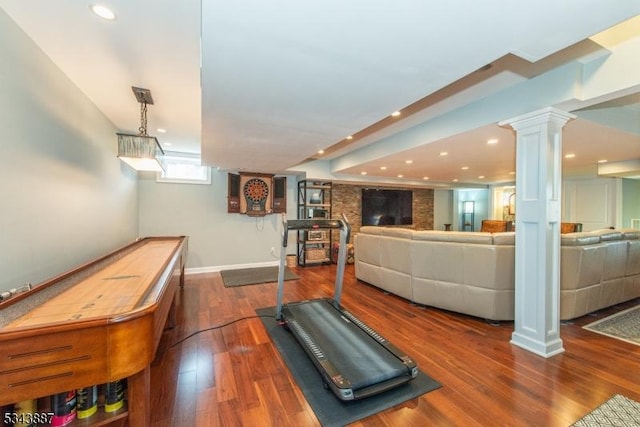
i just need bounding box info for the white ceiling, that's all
[1,1,639,187]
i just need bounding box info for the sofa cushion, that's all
[626,240,640,276]
[560,284,601,320]
[381,268,413,301]
[560,244,605,290]
[411,241,464,284]
[600,278,625,307]
[380,235,412,274]
[412,230,493,244]
[602,239,629,280]
[619,228,640,240]
[353,233,383,290]
[561,232,600,246]
[412,278,464,313]
[355,261,383,289]
[446,232,494,244]
[381,227,414,239]
[623,275,640,301]
[463,245,515,291]
[412,230,452,241]
[592,229,623,241]
[493,232,515,245]
[353,233,382,266]
[358,226,383,235]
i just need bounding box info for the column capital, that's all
[498,107,576,130]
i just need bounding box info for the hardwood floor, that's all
[150,264,640,426]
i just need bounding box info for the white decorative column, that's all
[499,107,575,358]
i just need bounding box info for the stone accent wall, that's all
[331,183,434,240]
[413,188,434,230]
[331,184,361,228]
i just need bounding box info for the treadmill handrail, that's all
[276,214,351,320]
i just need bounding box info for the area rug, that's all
[572,394,640,426]
[583,305,640,346]
[256,306,441,427]
[221,266,299,287]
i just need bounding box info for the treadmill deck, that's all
[281,298,417,400]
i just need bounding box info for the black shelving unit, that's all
[461,201,475,231]
[297,180,332,266]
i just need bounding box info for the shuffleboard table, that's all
[0,236,188,426]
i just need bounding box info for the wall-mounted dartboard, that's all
[238,172,273,216]
[243,178,269,213]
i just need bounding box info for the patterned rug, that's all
[572,394,640,426]
[583,305,640,346]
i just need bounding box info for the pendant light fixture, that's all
[117,87,165,171]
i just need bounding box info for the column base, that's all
[511,331,565,358]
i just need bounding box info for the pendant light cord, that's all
[138,102,148,136]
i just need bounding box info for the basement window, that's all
[156,153,211,184]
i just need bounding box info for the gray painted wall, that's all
[0,10,138,293]
[433,189,453,231]
[137,171,298,271]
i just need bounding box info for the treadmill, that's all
[276,214,418,401]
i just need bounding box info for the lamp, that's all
[117,87,164,171]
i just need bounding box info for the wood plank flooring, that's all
[150,264,640,426]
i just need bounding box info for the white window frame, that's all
[156,152,211,184]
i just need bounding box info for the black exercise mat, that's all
[256,306,441,427]
[221,266,299,287]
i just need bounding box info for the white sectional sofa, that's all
[560,229,640,319]
[354,226,640,321]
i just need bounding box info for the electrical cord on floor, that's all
[158,314,277,356]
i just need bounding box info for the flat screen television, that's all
[361,189,413,226]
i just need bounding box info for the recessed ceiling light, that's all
[461,166,469,170]
[397,174,404,178]
[317,149,324,154]
[487,139,499,145]
[346,135,353,140]
[509,171,516,175]
[439,152,448,157]
[452,179,459,182]
[157,128,167,133]
[391,111,401,117]
[405,160,413,164]
[423,176,429,180]
[565,153,576,159]
[361,171,367,175]
[598,159,608,163]
[380,166,387,170]
[90,4,116,20]
[478,175,485,179]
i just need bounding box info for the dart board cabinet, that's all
[227,172,286,216]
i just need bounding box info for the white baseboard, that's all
[185,260,280,275]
